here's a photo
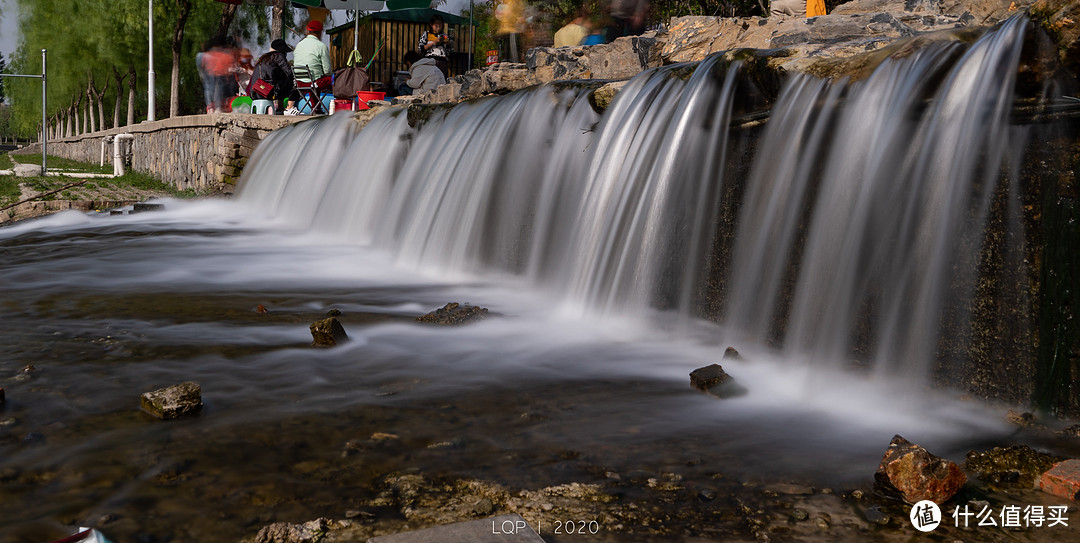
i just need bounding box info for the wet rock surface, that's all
[1039,459,1080,499]
[689,363,748,398]
[965,445,1062,488]
[874,435,967,503]
[310,317,349,347]
[140,381,203,420]
[415,303,488,325]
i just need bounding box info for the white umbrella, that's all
[295,0,387,54]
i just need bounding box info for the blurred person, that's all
[418,14,453,76]
[581,15,608,45]
[202,35,238,113]
[398,50,444,96]
[236,48,254,94]
[554,8,589,47]
[771,0,826,17]
[605,0,649,42]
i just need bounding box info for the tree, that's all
[0,52,7,104]
[170,0,194,118]
[6,0,292,132]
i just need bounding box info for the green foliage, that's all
[461,1,498,70]
[5,1,281,134]
[0,175,18,206]
[0,151,13,170]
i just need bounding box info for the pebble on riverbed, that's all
[140,382,203,420]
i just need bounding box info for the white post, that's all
[148,0,156,122]
[468,0,474,70]
[41,49,47,175]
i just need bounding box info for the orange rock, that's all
[256,304,268,314]
[1039,459,1080,500]
[874,435,967,504]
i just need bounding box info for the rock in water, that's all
[0,387,4,406]
[141,382,203,420]
[415,303,488,325]
[1039,459,1080,500]
[723,347,742,360]
[874,435,966,504]
[689,364,747,398]
[310,317,348,347]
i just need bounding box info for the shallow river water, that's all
[1,202,1075,543]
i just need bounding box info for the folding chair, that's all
[293,65,329,115]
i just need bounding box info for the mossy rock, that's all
[964,445,1063,488]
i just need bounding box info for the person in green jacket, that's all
[293,20,332,82]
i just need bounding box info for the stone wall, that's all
[22,114,305,193]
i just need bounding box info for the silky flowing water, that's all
[1,16,1076,543]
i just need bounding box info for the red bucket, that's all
[356,91,386,110]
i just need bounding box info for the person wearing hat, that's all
[293,20,332,83]
[250,39,296,114]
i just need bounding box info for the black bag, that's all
[333,50,370,99]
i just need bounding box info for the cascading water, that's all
[240,17,1028,387]
[1,15,1060,543]
[728,17,1029,386]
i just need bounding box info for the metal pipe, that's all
[113,134,135,176]
[41,49,47,176]
[148,0,156,122]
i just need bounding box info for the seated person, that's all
[398,51,444,95]
[418,15,453,77]
[294,20,331,82]
[249,39,295,113]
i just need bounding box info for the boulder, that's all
[13,163,40,178]
[416,303,489,325]
[874,435,966,503]
[586,35,663,80]
[1031,0,1080,66]
[527,47,592,83]
[592,81,628,110]
[964,445,1061,488]
[662,17,785,64]
[140,382,203,420]
[310,317,349,347]
[689,363,748,398]
[1039,459,1080,500]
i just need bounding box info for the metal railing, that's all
[0,49,47,175]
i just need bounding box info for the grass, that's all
[10,153,112,174]
[0,152,201,210]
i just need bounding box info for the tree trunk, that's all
[90,72,109,131]
[170,0,193,118]
[272,0,285,40]
[113,67,127,129]
[127,65,137,126]
[86,80,97,134]
[74,94,83,136]
[218,4,239,37]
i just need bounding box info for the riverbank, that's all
[0,151,208,225]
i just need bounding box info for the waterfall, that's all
[237,17,1028,383]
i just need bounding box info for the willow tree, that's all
[6,0,275,133]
